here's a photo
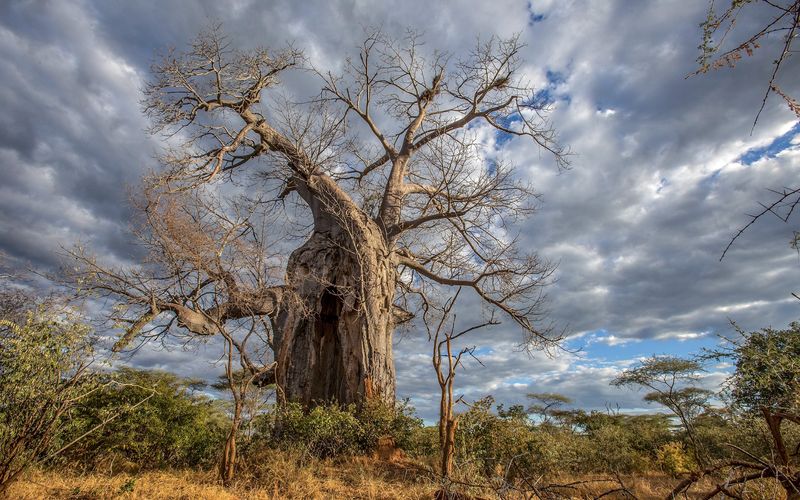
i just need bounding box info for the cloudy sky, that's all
[1,0,799,421]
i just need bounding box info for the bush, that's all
[406,425,439,459]
[454,397,586,480]
[0,308,98,493]
[358,399,421,452]
[582,425,642,473]
[657,442,694,476]
[449,398,677,481]
[59,368,229,471]
[257,399,422,458]
[272,402,362,457]
[456,397,537,478]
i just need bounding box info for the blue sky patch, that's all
[571,329,720,366]
[738,122,800,165]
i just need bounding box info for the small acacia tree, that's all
[426,288,497,482]
[526,392,572,426]
[611,356,712,468]
[71,26,566,408]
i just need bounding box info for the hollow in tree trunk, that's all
[272,213,397,407]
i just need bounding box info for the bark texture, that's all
[273,213,397,406]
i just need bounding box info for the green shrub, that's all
[657,441,694,476]
[358,399,421,452]
[273,402,362,457]
[584,423,649,473]
[59,368,228,471]
[406,425,438,459]
[0,309,98,492]
[456,397,555,479]
[258,399,422,458]
[449,398,676,480]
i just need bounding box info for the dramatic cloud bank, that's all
[1,0,798,419]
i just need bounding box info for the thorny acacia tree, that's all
[526,392,573,426]
[666,326,800,499]
[611,356,712,468]
[72,26,565,407]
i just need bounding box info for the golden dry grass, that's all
[7,457,437,500]
[5,459,787,499]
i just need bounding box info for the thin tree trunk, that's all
[220,414,241,486]
[441,417,457,478]
[760,407,800,500]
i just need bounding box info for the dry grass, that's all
[535,472,785,499]
[9,469,238,500]
[7,454,437,499]
[6,457,788,499]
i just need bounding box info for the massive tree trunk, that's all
[272,208,397,407]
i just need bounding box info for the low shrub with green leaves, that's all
[657,441,694,476]
[257,399,422,458]
[450,397,675,480]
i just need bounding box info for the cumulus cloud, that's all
[1,0,798,420]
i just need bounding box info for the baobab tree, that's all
[71,26,566,407]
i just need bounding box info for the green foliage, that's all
[456,397,546,478]
[60,368,228,470]
[359,399,421,452]
[452,398,674,480]
[406,425,439,458]
[612,356,704,390]
[0,309,98,490]
[571,411,673,473]
[271,402,362,457]
[526,392,573,424]
[582,422,649,473]
[657,441,694,476]
[259,399,422,458]
[715,322,800,414]
[643,387,712,421]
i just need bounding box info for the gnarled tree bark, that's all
[273,214,398,405]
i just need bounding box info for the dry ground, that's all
[5,458,785,499]
[8,458,435,500]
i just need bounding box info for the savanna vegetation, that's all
[3,275,800,498]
